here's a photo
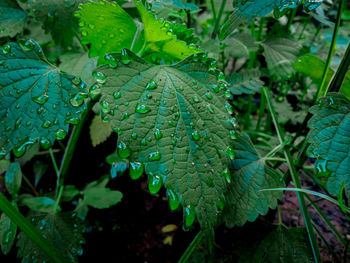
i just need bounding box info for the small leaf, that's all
[307,93,350,198]
[223,33,259,58]
[0,0,27,38]
[5,162,22,198]
[227,68,263,95]
[19,195,56,213]
[0,40,87,157]
[161,224,178,233]
[223,134,284,227]
[62,185,81,202]
[90,115,113,147]
[82,187,123,209]
[0,204,17,255]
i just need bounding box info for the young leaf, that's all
[0,0,27,38]
[222,134,284,227]
[75,1,140,63]
[17,212,85,263]
[307,93,350,198]
[262,38,301,79]
[5,162,22,198]
[19,195,56,213]
[0,205,17,255]
[227,68,263,95]
[18,0,84,48]
[94,51,235,229]
[90,115,113,147]
[250,226,314,263]
[0,40,87,157]
[81,187,123,209]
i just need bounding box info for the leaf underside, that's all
[0,0,27,38]
[96,51,236,229]
[227,68,263,95]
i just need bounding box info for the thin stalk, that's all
[211,0,227,39]
[0,193,66,263]
[178,231,204,263]
[263,87,322,263]
[317,0,345,98]
[254,91,266,138]
[54,185,64,214]
[210,0,217,21]
[286,8,297,32]
[264,157,286,162]
[22,175,39,197]
[49,148,60,197]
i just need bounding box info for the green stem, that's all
[210,0,217,21]
[264,157,286,162]
[211,0,227,39]
[263,87,322,263]
[286,8,297,32]
[49,148,60,197]
[0,193,66,263]
[54,185,64,214]
[317,0,345,98]
[178,231,204,263]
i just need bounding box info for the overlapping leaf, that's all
[307,93,350,198]
[0,0,27,38]
[0,206,17,255]
[223,33,259,58]
[90,115,112,147]
[94,51,236,229]
[223,134,284,227]
[227,68,263,95]
[0,40,87,157]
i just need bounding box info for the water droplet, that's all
[32,94,49,105]
[209,60,217,69]
[2,44,11,54]
[55,129,67,140]
[192,96,199,103]
[184,204,195,228]
[18,39,35,51]
[70,93,85,107]
[41,120,51,128]
[205,92,213,100]
[89,84,101,97]
[122,112,129,120]
[141,138,147,146]
[117,141,131,158]
[129,162,143,180]
[207,104,214,114]
[66,117,80,125]
[146,80,157,90]
[225,103,233,114]
[192,131,200,141]
[15,117,22,129]
[148,151,161,161]
[100,101,111,114]
[120,49,131,65]
[217,197,224,211]
[92,72,106,84]
[104,54,118,68]
[135,103,151,114]
[167,188,180,211]
[131,133,138,140]
[40,137,52,149]
[229,130,237,139]
[222,168,231,183]
[226,146,235,160]
[113,91,121,99]
[148,173,162,194]
[154,129,162,140]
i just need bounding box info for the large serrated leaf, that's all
[227,68,263,95]
[75,1,139,63]
[222,134,284,227]
[262,38,301,79]
[18,0,84,48]
[0,40,87,157]
[17,212,84,263]
[94,51,236,229]
[307,93,350,198]
[0,0,27,38]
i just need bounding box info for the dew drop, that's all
[148,173,162,194]
[135,103,151,114]
[100,101,111,114]
[32,94,49,105]
[89,84,101,97]
[226,146,235,160]
[92,72,107,84]
[18,39,35,51]
[113,91,121,99]
[222,168,231,183]
[129,162,144,180]
[192,96,199,103]
[41,120,51,128]
[120,49,131,65]
[184,204,195,228]
[70,93,85,107]
[117,141,131,158]
[39,137,52,149]
[104,54,118,68]
[55,129,67,140]
[146,80,158,90]
[192,131,200,141]
[2,44,11,54]
[148,151,161,161]
[167,188,180,211]
[154,129,162,140]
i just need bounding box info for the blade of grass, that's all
[212,0,227,38]
[178,231,204,263]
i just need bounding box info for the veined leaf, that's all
[75,1,140,64]
[17,212,84,263]
[294,54,350,99]
[0,40,87,158]
[152,0,199,11]
[0,0,27,38]
[81,187,123,209]
[223,134,284,227]
[18,0,84,48]
[307,93,350,198]
[262,38,301,79]
[19,195,56,213]
[94,51,236,229]
[134,0,201,63]
[0,204,18,255]
[4,162,22,198]
[90,115,113,147]
[227,68,263,95]
[223,33,259,58]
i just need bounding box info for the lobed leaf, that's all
[0,40,87,158]
[0,0,27,38]
[94,51,236,229]
[227,68,263,95]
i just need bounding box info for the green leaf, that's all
[59,52,98,88]
[152,0,199,11]
[5,162,22,198]
[134,0,201,63]
[307,93,350,198]
[249,226,314,263]
[106,151,129,179]
[262,38,301,79]
[90,115,113,147]
[62,185,81,202]
[0,204,17,255]
[0,40,87,157]
[82,187,123,209]
[223,33,259,58]
[294,54,350,100]
[18,0,84,48]
[19,195,56,213]
[17,212,85,263]
[0,0,27,38]
[75,1,139,63]
[222,134,284,227]
[0,159,10,174]
[95,51,235,229]
[227,68,263,95]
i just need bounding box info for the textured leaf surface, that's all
[18,0,84,48]
[307,93,350,197]
[0,40,87,156]
[0,207,17,255]
[76,1,139,63]
[223,33,259,58]
[90,115,112,147]
[0,0,27,38]
[4,162,22,198]
[250,226,314,263]
[17,212,84,263]
[262,38,301,79]
[19,195,56,213]
[223,134,284,227]
[96,52,235,228]
[227,69,263,95]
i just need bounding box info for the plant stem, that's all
[22,175,39,197]
[178,231,204,263]
[212,0,227,39]
[286,8,297,32]
[0,193,66,263]
[54,185,64,214]
[263,87,322,263]
[210,0,217,21]
[317,0,345,98]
